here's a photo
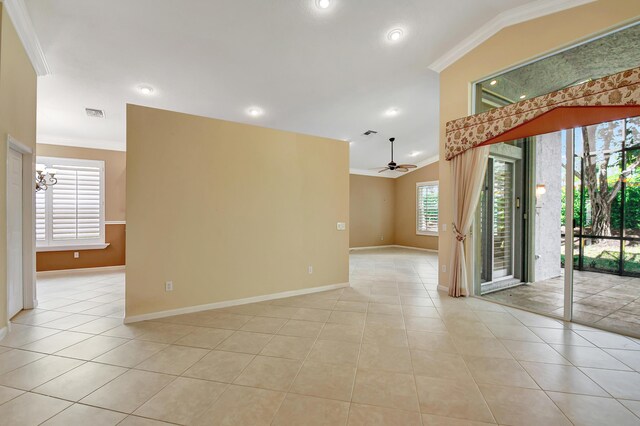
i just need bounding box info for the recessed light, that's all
[316,0,331,9]
[409,151,421,157]
[519,94,527,99]
[138,85,154,95]
[385,107,399,117]
[490,80,497,86]
[247,107,263,117]
[387,28,404,42]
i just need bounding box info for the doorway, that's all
[6,136,36,322]
[478,142,527,294]
[7,148,23,318]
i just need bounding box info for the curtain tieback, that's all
[452,223,466,242]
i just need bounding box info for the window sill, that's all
[416,232,439,237]
[36,243,110,253]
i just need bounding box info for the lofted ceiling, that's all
[25,0,569,173]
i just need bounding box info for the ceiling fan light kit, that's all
[377,137,417,173]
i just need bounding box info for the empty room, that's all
[1,0,640,425]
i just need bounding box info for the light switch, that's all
[337,222,346,231]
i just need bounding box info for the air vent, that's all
[85,108,105,118]
[362,130,378,136]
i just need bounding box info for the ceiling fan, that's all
[377,137,417,173]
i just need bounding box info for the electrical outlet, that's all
[380,235,384,241]
[442,224,447,232]
[336,222,346,231]
[441,265,447,273]
[165,281,173,292]
[308,265,313,274]
[74,252,80,259]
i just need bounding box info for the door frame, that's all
[6,135,36,325]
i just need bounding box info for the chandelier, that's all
[35,164,58,192]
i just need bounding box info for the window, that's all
[416,181,438,235]
[36,157,106,250]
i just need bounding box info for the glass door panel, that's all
[572,117,640,337]
[479,133,570,320]
[492,160,514,279]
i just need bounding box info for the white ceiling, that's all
[26,0,545,171]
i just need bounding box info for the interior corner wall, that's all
[35,144,126,271]
[0,4,37,328]
[349,174,395,248]
[394,162,439,251]
[125,105,349,319]
[438,0,640,290]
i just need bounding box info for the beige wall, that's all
[438,0,640,289]
[0,5,37,328]
[349,174,395,248]
[395,162,439,251]
[126,105,349,319]
[36,144,126,221]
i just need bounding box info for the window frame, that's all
[36,156,106,251]
[416,180,439,236]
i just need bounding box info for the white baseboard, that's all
[393,245,438,253]
[349,245,396,251]
[0,325,8,341]
[37,265,125,278]
[349,244,438,253]
[437,285,449,293]
[124,281,351,324]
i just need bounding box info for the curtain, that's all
[449,146,490,297]
[444,66,640,160]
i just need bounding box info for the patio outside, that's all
[484,118,640,338]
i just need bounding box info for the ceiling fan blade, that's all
[396,167,409,172]
[397,164,417,168]
[377,167,390,173]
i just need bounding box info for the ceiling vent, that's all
[362,130,378,136]
[85,108,105,118]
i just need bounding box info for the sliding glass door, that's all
[475,118,640,338]
[570,118,640,336]
[478,133,571,321]
[480,158,516,286]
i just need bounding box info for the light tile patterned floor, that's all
[0,247,638,424]
[484,270,640,337]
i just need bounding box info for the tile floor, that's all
[484,270,640,337]
[0,247,638,424]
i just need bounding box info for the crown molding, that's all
[428,0,596,73]
[1,0,50,76]
[350,154,439,179]
[349,168,399,178]
[413,154,439,170]
[38,135,126,152]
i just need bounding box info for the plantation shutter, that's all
[35,190,46,242]
[417,182,439,234]
[36,157,105,247]
[492,160,513,278]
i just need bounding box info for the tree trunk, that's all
[591,195,612,236]
[581,125,618,239]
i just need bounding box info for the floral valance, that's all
[445,66,640,160]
